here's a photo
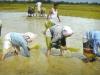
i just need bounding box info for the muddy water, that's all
[0,12,100,75]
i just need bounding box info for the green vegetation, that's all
[84,52,96,59]
[67,47,80,52]
[0,38,3,52]
[0,3,100,19]
[29,43,40,49]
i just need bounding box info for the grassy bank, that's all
[0,3,100,19]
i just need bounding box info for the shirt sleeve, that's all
[21,42,30,57]
[10,32,30,57]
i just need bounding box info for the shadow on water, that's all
[0,12,100,75]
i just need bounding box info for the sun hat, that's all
[62,26,73,37]
[24,32,37,41]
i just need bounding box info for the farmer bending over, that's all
[28,6,35,17]
[83,31,100,62]
[45,25,73,56]
[2,32,37,60]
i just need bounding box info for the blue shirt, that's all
[85,31,100,55]
[10,32,30,57]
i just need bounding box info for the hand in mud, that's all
[14,51,18,56]
[60,46,67,50]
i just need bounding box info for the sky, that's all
[51,0,100,3]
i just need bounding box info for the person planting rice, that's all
[28,6,35,17]
[83,31,100,62]
[2,32,37,60]
[45,25,73,56]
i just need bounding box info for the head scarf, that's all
[62,26,73,37]
[24,32,37,42]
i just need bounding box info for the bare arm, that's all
[57,14,61,22]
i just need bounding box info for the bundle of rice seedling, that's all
[29,43,40,50]
[67,47,80,52]
[45,20,54,29]
[84,52,96,59]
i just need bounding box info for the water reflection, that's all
[0,12,100,75]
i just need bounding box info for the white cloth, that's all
[36,2,42,11]
[62,26,73,36]
[46,25,73,42]
[3,33,12,55]
[24,32,37,42]
[50,8,58,19]
[49,8,58,24]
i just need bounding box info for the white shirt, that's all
[36,2,42,11]
[49,8,58,24]
[46,25,73,42]
[50,8,58,19]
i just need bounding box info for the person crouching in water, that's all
[45,25,73,56]
[28,6,35,17]
[83,31,100,62]
[2,32,37,60]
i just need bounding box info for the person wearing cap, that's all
[83,31,100,61]
[2,32,36,60]
[45,25,73,56]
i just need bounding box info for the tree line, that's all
[0,0,100,5]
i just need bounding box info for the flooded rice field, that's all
[0,12,100,75]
